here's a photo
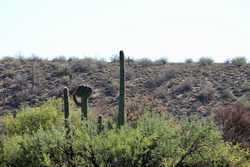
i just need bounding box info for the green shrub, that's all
[185,58,193,63]
[0,99,62,135]
[231,57,247,66]
[199,57,214,66]
[1,101,250,166]
[179,78,195,93]
[197,85,216,104]
[155,57,168,65]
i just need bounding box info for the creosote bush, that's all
[0,100,249,167]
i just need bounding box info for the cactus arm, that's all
[118,50,125,126]
[73,93,81,106]
[73,85,92,120]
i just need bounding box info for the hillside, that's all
[0,56,250,117]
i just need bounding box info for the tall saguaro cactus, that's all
[73,85,92,120]
[118,50,125,126]
[63,87,70,129]
[63,87,73,163]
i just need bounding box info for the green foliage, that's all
[231,56,247,66]
[0,99,62,135]
[197,84,216,104]
[1,100,250,166]
[185,58,193,63]
[199,57,214,66]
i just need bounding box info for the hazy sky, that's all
[1,0,250,62]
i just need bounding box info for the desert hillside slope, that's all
[0,56,249,116]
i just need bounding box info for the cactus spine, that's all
[73,85,92,120]
[118,50,125,126]
[63,87,70,129]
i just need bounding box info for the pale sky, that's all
[0,0,250,62]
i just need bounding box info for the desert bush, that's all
[54,63,70,77]
[155,66,178,86]
[0,99,62,135]
[137,58,154,67]
[103,79,120,96]
[198,57,214,66]
[197,85,216,104]
[241,81,250,92]
[2,113,249,166]
[52,55,67,62]
[60,75,70,85]
[213,105,250,148]
[236,94,250,110]
[3,69,15,78]
[155,57,168,65]
[1,100,250,166]
[221,88,232,98]
[96,59,107,69]
[154,86,167,99]
[27,54,44,62]
[70,58,99,73]
[0,56,15,63]
[185,58,193,63]
[231,56,247,66]
[179,78,195,93]
[110,54,119,63]
[126,95,168,124]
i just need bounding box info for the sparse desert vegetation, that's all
[0,54,250,166]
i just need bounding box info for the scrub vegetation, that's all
[0,54,249,166]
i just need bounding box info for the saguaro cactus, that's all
[31,63,35,89]
[2,89,7,108]
[118,50,125,126]
[97,115,103,134]
[63,87,70,129]
[73,85,92,120]
[63,87,73,163]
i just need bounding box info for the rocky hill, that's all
[0,56,249,118]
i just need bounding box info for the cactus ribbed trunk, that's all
[63,87,70,129]
[97,115,103,134]
[118,50,125,126]
[82,95,88,120]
